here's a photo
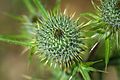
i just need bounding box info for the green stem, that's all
[116,31,119,48]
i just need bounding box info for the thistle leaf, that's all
[83,60,103,67]
[23,0,36,15]
[79,65,91,80]
[33,0,48,18]
[80,12,100,19]
[105,37,110,70]
[116,31,119,48]
[0,35,32,47]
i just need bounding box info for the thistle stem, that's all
[116,31,119,48]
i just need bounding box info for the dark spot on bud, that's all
[117,1,120,8]
[31,16,40,23]
[54,28,64,39]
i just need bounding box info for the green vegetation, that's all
[0,0,120,80]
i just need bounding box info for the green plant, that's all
[0,0,120,80]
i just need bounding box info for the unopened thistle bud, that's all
[23,0,87,70]
[102,0,120,29]
[35,13,87,69]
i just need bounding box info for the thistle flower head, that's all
[35,13,87,69]
[102,0,120,29]
[23,0,87,70]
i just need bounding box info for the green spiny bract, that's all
[102,0,120,29]
[35,13,87,69]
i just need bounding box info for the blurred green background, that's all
[0,0,118,80]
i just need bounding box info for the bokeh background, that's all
[0,0,118,80]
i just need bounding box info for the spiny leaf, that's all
[79,65,91,80]
[33,0,48,18]
[80,12,100,19]
[83,66,105,73]
[105,37,110,70]
[2,12,23,21]
[83,60,103,67]
[28,46,36,64]
[23,0,36,15]
[0,35,32,47]
[0,34,31,40]
[81,62,105,72]
[69,67,78,80]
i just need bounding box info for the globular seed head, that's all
[102,0,120,28]
[35,13,87,69]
